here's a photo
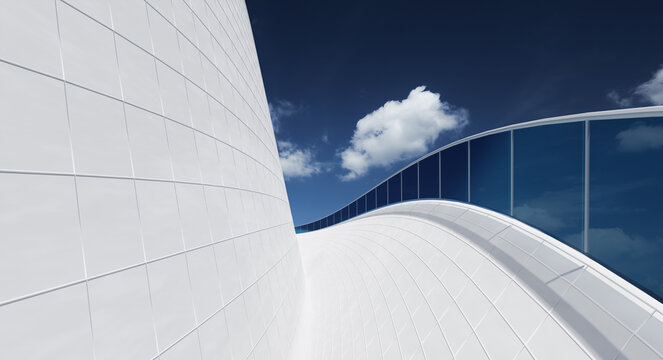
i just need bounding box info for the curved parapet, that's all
[293,200,663,359]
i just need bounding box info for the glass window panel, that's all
[589,117,663,300]
[402,164,418,201]
[366,189,376,211]
[470,133,510,214]
[341,206,349,221]
[513,123,585,250]
[334,211,341,224]
[349,201,357,218]
[441,142,468,201]
[419,152,440,198]
[377,182,388,208]
[388,173,401,204]
[327,214,334,226]
[357,195,366,215]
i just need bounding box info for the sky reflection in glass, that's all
[402,164,418,200]
[470,132,510,214]
[388,173,401,204]
[589,117,663,299]
[441,142,468,202]
[418,152,439,198]
[366,189,376,211]
[514,123,584,250]
[377,182,388,208]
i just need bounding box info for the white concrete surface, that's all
[0,1,303,359]
[294,200,663,360]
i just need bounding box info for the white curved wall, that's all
[294,201,663,360]
[0,1,302,359]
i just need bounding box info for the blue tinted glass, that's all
[349,201,357,218]
[358,195,366,214]
[589,118,663,300]
[514,123,584,250]
[470,133,510,214]
[366,189,376,211]
[377,182,388,207]
[314,221,320,230]
[334,211,341,223]
[341,206,349,221]
[327,214,334,226]
[441,142,468,201]
[402,164,418,200]
[388,173,401,204]
[419,152,439,198]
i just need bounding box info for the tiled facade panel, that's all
[295,201,663,360]
[0,1,302,359]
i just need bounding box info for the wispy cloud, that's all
[616,122,663,153]
[606,90,632,108]
[608,65,663,107]
[634,67,663,105]
[278,140,324,179]
[339,86,468,180]
[268,99,300,133]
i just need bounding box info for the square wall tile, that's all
[187,81,214,135]
[147,254,197,351]
[195,133,222,185]
[88,267,157,360]
[0,173,85,303]
[204,186,233,241]
[0,1,62,77]
[67,85,133,177]
[187,247,223,320]
[215,239,242,304]
[125,105,173,180]
[58,2,121,98]
[0,63,72,173]
[77,177,143,276]
[156,62,191,125]
[0,284,93,360]
[135,180,183,260]
[116,36,161,113]
[109,0,152,52]
[166,121,202,183]
[148,7,181,72]
[176,183,212,249]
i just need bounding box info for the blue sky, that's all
[246,0,663,225]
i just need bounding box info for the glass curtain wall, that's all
[295,115,663,300]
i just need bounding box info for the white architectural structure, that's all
[1,1,662,360]
[0,1,302,359]
[293,201,663,359]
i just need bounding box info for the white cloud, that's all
[616,123,663,152]
[278,140,323,179]
[635,67,663,105]
[606,90,632,108]
[339,86,468,180]
[268,100,299,133]
[608,65,663,107]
